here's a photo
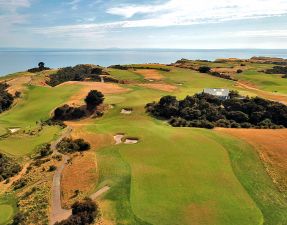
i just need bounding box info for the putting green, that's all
[0,204,14,225]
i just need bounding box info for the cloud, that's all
[0,0,31,12]
[107,0,287,26]
[67,0,81,10]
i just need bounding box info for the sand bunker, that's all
[8,128,20,133]
[114,134,139,145]
[121,108,133,114]
[124,138,139,144]
[114,134,125,145]
[136,69,163,80]
[6,76,32,95]
[138,83,177,92]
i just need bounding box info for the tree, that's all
[38,62,45,68]
[85,90,104,111]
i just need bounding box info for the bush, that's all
[0,153,21,180]
[265,66,287,75]
[0,83,14,113]
[85,90,104,111]
[55,198,99,225]
[48,165,57,172]
[57,138,90,154]
[47,64,106,86]
[13,179,27,190]
[198,66,211,73]
[38,143,52,157]
[146,92,287,129]
[237,69,243,73]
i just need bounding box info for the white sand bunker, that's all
[114,134,125,145]
[124,138,139,144]
[121,108,133,114]
[9,128,21,133]
[114,134,139,145]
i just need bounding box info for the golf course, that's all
[0,58,287,225]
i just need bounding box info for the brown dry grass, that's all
[236,81,287,104]
[135,69,163,80]
[217,128,287,192]
[6,76,31,95]
[137,83,177,92]
[61,81,130,106]
[61,151,98,208]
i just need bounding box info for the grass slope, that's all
[88,86,263,225]
[0,85,80,129]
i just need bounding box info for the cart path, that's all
[50,127,73,225]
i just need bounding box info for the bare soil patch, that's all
[135,69,163,80]
[61,81,129,106]
[61,152,97,208]
[137,83,177,92]
[217,128,287,192]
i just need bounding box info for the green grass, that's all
[235,70,287,94]
[208,131,287,225]
[107,68,144,81]
[0,85,80,129]
[0,194,17,225]
[87,86,264,225]
[0,126,60,156]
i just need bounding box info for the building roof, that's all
[203,88,230,97]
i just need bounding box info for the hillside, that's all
[0,58,287,225]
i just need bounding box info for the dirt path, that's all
[90,186,110,200]
[236,81,287,104]
[50,127,73,225]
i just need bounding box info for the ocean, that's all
[1,48,287,76]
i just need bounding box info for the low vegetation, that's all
[0,83,14,113]
[265,66,287,78]
[0,153,21,181]
[46,64,107,86]
[27,62,50,73]
[53,90,104,121]
[55,198,99,225]
[56,138,90,154]
[146,92,287,129]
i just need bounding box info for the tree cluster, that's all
[0,153,21,181]
[53,90,104,121]
[27,62,50,73]
[0,83,14,113]
[146,92,287,129]
[265,66,287,78]
[56,138,90,154]
[55,198,99,225]
[46,64,106,86]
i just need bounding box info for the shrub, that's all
[48,165,57,172]
[57,138,90,154]
[237,69,243,73]
[0,83,14,113]
[38,143,52,157]
[13,179,27,190]
[55,198,99,225]
[198,66,211,73]
[85,90,104,111]
[0,153,21,180]
[146,92,287,129]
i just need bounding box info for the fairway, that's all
[0,126,61,156]
[0,84,81,129]
[87,86,264,225]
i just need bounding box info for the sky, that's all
[1,0,287,49]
